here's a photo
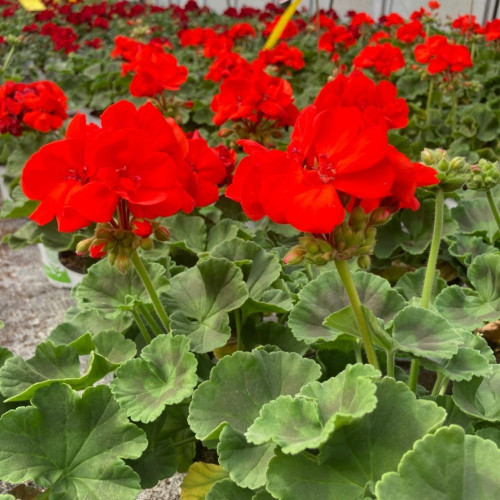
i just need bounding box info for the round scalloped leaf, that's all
[210,238,281,302]
[217,426,276,490]
[188,350,321,441]
[448,234,497,266]
[452,365,500,422]
[73,259,169,319]
[165,258,249,353]
[0,384,147,499]
[246,364,380,454]
[161,213,207,254]
[476,427,500,447]
[180,462,228,500]
[267,378,445,499]
[436,254,500,329]
[395,268,446,301]
[376,426,500,499]
[392,306,462,360]
[289,271,405,344]
[206,479,254,500]
[452,198,499,243]
[111,335,198,423]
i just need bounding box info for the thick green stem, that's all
[421,188,445,309]
[354,342,363,364]
[386,351,395,378]
[450,85,457,135]
[2,45,15,72]
[138,302,163,337]
[431,372,445,397]
[131,251,170,331]
[439,377,450,396]
[335,260,380,369]
[235,309,243,351]
[132,309,152,345]
[409,188,445,392]
[425,78,434,128]
[486,189,500,235]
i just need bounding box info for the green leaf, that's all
[476,427,500,447]
[452,365,500,422]
[73,259,169,320]
[0,333,135,402]
[396,268,446,301]
[181,462,229,500]
[436,254,500,329]
[267,378,446,499]
[165,258,249,353]
[206,479,254,500]
[162,213,207,254]
[375,200,458,258]
[448,234,497,266]
[210,238,281,302]
[0,384,147,499]
[188,349,321,442]
[243,322,307,355]
[246,364,380,454]
[452,198,499,243]
[217,425,276,490]
[392,306,462,360]
[289,271,405,344]
[111,335,198,423]
[0,185,38,218]
[376,426,500,499]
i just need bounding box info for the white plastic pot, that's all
[38,244,84,289]
[0,165,10,201]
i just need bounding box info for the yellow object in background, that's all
[18,0,46,11]
[263,0,303,50]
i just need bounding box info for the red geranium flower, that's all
[452,14,480,34]
[318,24,356,53]
[205,52,251,82]
[353,43,405,77]
[383,13,405,27]
[85,38,102,49]
[203,34,234,58]
[396,20,425,44]
[414,35,472,74]
[313,71,409,130]
[370,31,390,43]
[226,87,437,233]
[349,12,374,28]
[227,22,256,39]
[257,42,305,71]
[428,1,440,9]
[178,27,217,47]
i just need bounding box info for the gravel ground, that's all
[0,201,183,499]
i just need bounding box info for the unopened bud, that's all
[89,240,107,259]
[75,237,93,256]
[357,255,371,269]
[140,237,154,250]
[132,219,153,238]
[114,252,132,273]
[449,156,465,171]
[369,207,392,226]
[283,245,306,265]
[154,225,171,242]
[218,129,233,138]
[298,235,319,254]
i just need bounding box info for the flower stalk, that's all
[335,259,380,370]
[486,189,500,235]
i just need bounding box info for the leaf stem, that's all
[334,260,379,370]
[132,308,152,345]
[439,377,450,396]
[138,302,163,337]
[235,309,243,351]
[425,78,434,128]
[486,189,500,235]
[354,342,363,364]
[409,188,445,392]
[431,372,445,397]
[173,435,196,447]
[386,351,395,378]
[130,251,170,332]
[450,84,457,135]
[2,45,15,72]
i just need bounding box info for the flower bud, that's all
[132,219,153,238]
[369,207,392,226]
[317,239,333,253]
[449,156,465,171]
[89,240,107,259]
[218,128,233,138]
[107,250,118,265]
[75,237,94,256]
[154,225,171,242]
[437,158,449,173]
[114,251,132,273]
[357,255,371,269]
[349,206,367,227]
[467,159,499,191]
[140,237,154,250]
[298,235,319,255]
[283,245,306,265]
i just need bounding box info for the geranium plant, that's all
[0,1,499,499]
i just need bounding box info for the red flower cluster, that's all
[263,16,300,40]
[452,15,481,35]
[318,23,356,54]
[396,20,425,44]
[414,35,473,74]
[205,52,251,82]
[349,12,374,28]
[22,101,227,232]
[178,27,217,47]
[226,72,437,234]
[226,22,256,40]
[111,36,187,97]
[0,81,68,136]
[257,42,305,71]
[382,13,405,27]
[482,19,500,41]
[353,43,405,77]
[40,22,80,54]
[211,65,298,131]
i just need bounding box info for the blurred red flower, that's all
[353,43,405,77]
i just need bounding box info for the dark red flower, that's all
[353,43,405,77]
[85,38,102,49]
[92,16,109,29]
[227,22,256,39]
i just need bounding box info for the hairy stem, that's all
[138,302,163,337]
[486,189,500,236]
[335,260,379,369]
[132,308,152,345]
